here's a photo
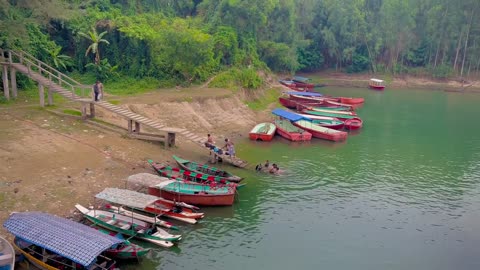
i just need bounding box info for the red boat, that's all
[344,117,363,130]
[272,109,312,141]
[292,76,315,89]
[339,97,365,104]
[249,123,277,141]
[369,78,385,90]
[293,120,347,142]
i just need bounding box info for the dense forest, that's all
[1,0,479,88]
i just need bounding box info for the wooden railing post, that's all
[19,52,23,64]
[8,51,12,63]
[71,85,75,98]
[58,73,62,86]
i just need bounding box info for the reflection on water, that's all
[135,88,480,270]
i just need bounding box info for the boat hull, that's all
[293,121,347,142]
[274,124,312,142]
[369,85,385,90]
[339,97,365,104]
[148,187,235,206]
[344,118,363,130]
[173,155,243,183]
[249,123,276,141]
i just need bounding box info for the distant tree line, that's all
[0,0,479,87]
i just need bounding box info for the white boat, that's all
[0,236,15,270]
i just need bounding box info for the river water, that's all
[132,87,480,270]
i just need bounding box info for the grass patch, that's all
[63,109,82,116]
[245,88,281,111]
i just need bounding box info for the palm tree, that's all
[78,27,110,65]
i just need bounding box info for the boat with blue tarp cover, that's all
[286,91,323,97]
[271,108,312,141]
[273,108,343,131]
[3,212,122,270]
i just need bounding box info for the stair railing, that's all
[1,49,91,99]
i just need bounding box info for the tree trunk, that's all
[364,38,376,73]
[460,9,475,78]
[453,30,463,72]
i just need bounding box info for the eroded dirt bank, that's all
[0,89,270,237]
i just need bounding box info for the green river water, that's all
[131,87,480,270]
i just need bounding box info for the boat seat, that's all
[200,175,209,180]
[0,254,13,265]
[106,219,116,225]
[120,224,131,230]
[137,229,145,234]
[189,172,197,178]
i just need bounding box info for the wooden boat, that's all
[295,102,353,112]
[292,76,315,88]
[106,205,181,229]
[4,212,121,270]
[0,236,14,270]
[344,117,363,130]
[271,108,312,141]
[95,228,151,260]
[249,123,276,141]
[147,178,236,206]
[301,109,360,120]
[173,155,243,183]
[97,187,203,225]
[369,78,385,90]
[293,120,348,142]
[311,119,344,130]
[75,204,181,248]
[307,106,357,116]
[339,97,364,104]
[149,160,239,188]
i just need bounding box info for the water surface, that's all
[133,87,480,270]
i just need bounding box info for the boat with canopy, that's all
[369,78,385,90]
[271,108,312,141]
[3,212,121,270]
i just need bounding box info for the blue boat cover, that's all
[272,108,307,122]
[286,91,323,97]
[3,212,122,267]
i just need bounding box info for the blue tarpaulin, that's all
[286,91,323,97]
[3,212,123,267]
[272,108,308,122]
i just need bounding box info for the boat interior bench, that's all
[0,253,13,265]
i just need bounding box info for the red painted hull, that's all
[293,122,347,142]
[148,187,235,206]
[275,126,312,141]
[249,133,275,141]
[344,117,363,130]
[292,81,315,89]
[144,200,204,220]
[369,85,385,90]
[339,97,364,104]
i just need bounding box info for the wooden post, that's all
[167,132,176,148]
[8,51,12,63]
[47,88,53,106]
[2,65,10,100]
[128,120,133,133]
[10,68,17,98]
[81,103,87,120]
[89,103,95,118]
[39,84,45,107]
[134,122,141,134]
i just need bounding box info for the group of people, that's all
[205,134,236,158]
[255,160,280,174]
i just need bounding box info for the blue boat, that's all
[3,212,123,270]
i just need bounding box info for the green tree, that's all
[79,27,110,65]
[44,46,72,71]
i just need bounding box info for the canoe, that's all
[0,236,14,270]
[4,212,121,270]
[311,119,344,130]
[249,123,276,141]
[97,188,203,225]
[293,120,348,142]
[339,97,364,104]
[295,102,353,112]
[149,160,239,188]
[301,109,359,120]
[147,179,236,206]
[75,204,180,248]
[308,107,357,116]
[344,117,363,130]
[95,228,151,260]
[273,119,312,141]
[173,155,243,183]
[292,76,315,88]
[105,205,182,228]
